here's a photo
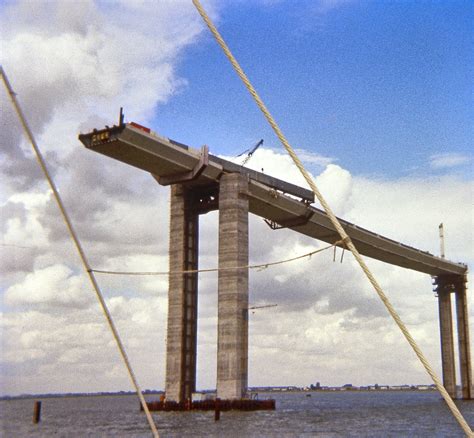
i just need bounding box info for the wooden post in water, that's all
[33,401,42,424]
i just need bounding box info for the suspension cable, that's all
[1,66,160,438]
[190,3,473,435]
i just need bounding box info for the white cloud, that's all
[315,163,352,215]
[1,298,167,394]
[0,0,208,191]
[429,152,472,169]
[5,264,93,309]
[294,148,336,167]
[0,0,212,395]
[1,192,50,253]
[346,175,473,261]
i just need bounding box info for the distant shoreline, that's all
[0,390,163,401]
[1,386,440,401]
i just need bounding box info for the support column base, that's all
[144,398,276,412]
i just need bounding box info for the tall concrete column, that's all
[455,276,472,400]
[217,173,249,400]
[165,185,199,402]
[438,290,457,398]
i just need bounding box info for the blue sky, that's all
[155,1,472,178]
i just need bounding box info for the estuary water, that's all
[1,391,473,437]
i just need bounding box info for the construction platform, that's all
[141,398,276,412]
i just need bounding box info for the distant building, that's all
[310,382,322,390]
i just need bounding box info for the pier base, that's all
[143,398,275,412]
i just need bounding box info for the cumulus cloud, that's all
[0,0,213,395]
[5,264,93,309]
[0,0,205,272]
[1,296,167,394]
[0,0,208,191]
[346,174,473,260]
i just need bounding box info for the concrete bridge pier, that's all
[165,174,249,403]
[455,275,472,400]
[165,184,199,402]
[435,274,472,400]
[217,173,249,400]
[437,286,456,398]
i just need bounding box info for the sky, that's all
[0,0,473,398]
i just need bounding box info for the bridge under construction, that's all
[79,120,471,403]
[3,0,471,431]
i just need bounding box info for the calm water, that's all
[1,391,473,437]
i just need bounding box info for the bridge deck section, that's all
[79,123,467,277]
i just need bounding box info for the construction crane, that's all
[237,139,264,167]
